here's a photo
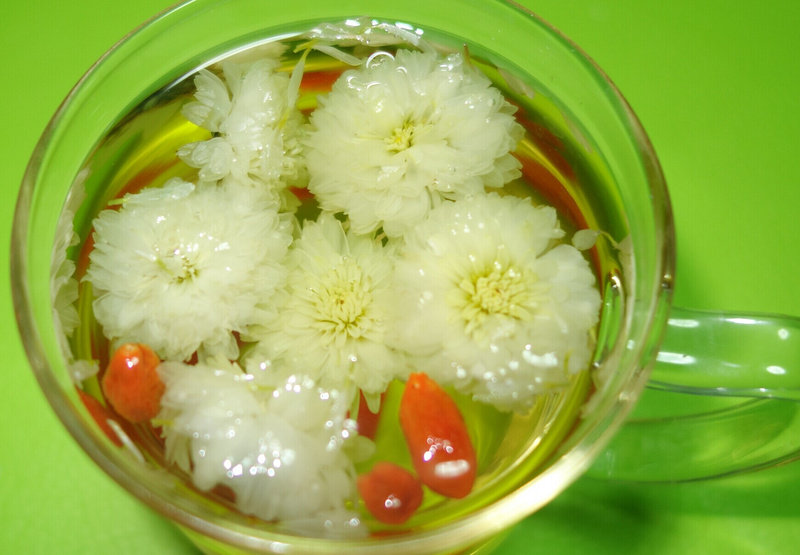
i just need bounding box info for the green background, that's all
[2,1,800,553]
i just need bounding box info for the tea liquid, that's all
[62,25,624,532]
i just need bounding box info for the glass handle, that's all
[587,306,800,482]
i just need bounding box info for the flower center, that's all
[312,258,373,341]
[454,263,540,340]
[385,120,416,152]
[158,249,200,284]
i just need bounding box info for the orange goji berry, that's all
[399,372,477,499]
[357,462,423,524]
[101,343,163,423]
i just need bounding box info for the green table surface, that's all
[3,1,800,553]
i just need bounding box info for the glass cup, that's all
[11,0,800,552]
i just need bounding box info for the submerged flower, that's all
[389,193,601,411]
[86,179,292,361]
[246,214,403,407]
[51,186,82,352]
[158,359,361,526]
[305,49,523,237]
[178,58,307,196]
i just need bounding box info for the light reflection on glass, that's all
[668,318,699,328]
[656,351,697,365]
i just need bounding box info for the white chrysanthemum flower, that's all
[157,359,361,525]
[305,17,431,49]
[86,178,292,361]
[245,214,404,408]
[178,58,307,195]
[51,219,79,346]
[51,174,88,360]
[301,18,436,65]
[389,193,601,412]
[305,49,524,237]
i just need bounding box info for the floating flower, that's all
[245,214,403,409]
[157,359,361,526]
[388,193,601,411]
[304,49,524,237]
[86,178,292,362]
[178,58,307,200]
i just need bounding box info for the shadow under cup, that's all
[11,0,674,553]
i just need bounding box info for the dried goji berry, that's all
[357,462,423,524]
[101,343,164,423]
[399,373,476,498]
